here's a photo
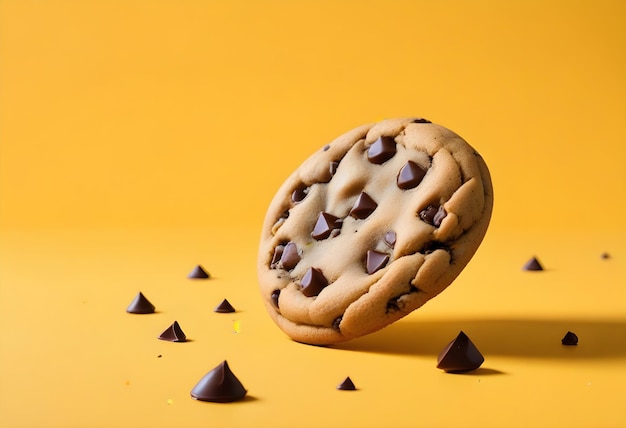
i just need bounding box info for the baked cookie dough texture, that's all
[258,118,493,345]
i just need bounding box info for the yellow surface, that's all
[1,1,625,427]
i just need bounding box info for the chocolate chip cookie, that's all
[257,118,493,345]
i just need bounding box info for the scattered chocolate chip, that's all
[332,316,342,332]
[367,136,396,164]
[271,290,280,308]
[329,161,339,177]
[337,377,357,391]
[366,250,389,274]
[561,331,578,346]
[522,257,544,271]
[312,212,342,240]
[601,252,610,259]
[349,192,378,219]
[188,265,210,279]
[437,331,484,373]
[214,299,236,313]
[397,161,427,190]
[300,267,329,297]
[323,144,331,151]
[190,360,247,403]
[157,354,162,358]
[158,321,187,342]
[279,242,300,270]
[126,292,156,314]
[291,186,308,203]
[384,230,397,248]
[412,118,432,123]
[419,205,447,227]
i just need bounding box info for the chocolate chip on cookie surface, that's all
[258,118,493,345]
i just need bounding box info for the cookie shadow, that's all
[332,317,626,359]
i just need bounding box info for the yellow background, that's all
[1,1,625,427]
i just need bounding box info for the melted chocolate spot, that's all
[412,118,431,123]
[271,289,280,308]
[384,230,397,248]
[332,316,342,332]
[291,186,308,203]
[329,161,339,177]
[419,205,447,227]
[349,192,378,219]
[397,161,427,190]
[366,250,389,274]
[300,267,329,297]
[386,297,401,313]
[367,136,396,164]
[312,212,342,240]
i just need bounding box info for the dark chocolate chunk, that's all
[214,299,236,313]
[312,212,341,240]
[332,316,342,332]
[329,161,339,177]
[561,331,578,346]
[158,321,187,342]
[522,257,544,271]
[271,290,280,308]
[126,292,156,314]
[279,242,300,270]
[270,244,284,269]
[412,118,432,123]
[323,144,330,151]
[337,377,357,391]
[421,241,450,255]
[419,205,447,227]
[190,360,247,403]
[437,331,484,373]
[291,186,308,203]
[397,161,427,190]
[366,250,389,274]
[188,265,210,279]
[300,267,329,297]
[367,136,396,164]
[349,192,378,219]
[384,230,397,248]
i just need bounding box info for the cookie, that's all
[257,118,493,345]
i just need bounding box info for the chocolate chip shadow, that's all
[332,317,626,359]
